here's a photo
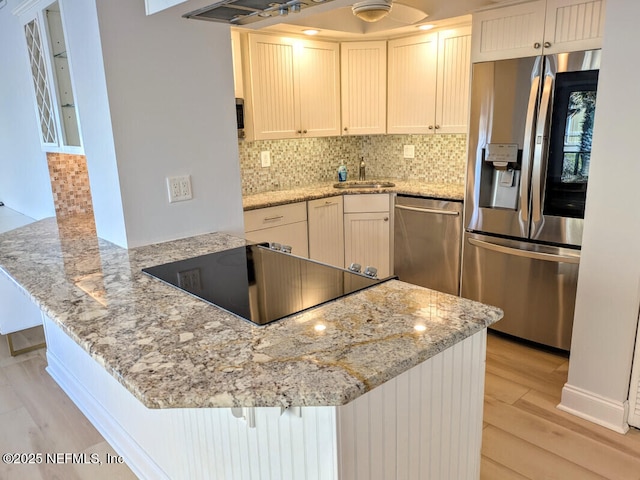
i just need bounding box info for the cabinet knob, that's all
[344,127,348,132]
[428,125,434,130]
[434,125,440,130]
[303,129,308,134]
[534,42,541,49]
[297,130,302,134]
[364,266,378,278]
[383,217,389,221]
[544,41,551,48]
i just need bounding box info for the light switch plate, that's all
[261,151,271,167]
[403,145,415,159]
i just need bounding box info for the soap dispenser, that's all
[337,164,347,182]
[359,157,366,181]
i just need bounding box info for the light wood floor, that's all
[0,327,136,479]
[1,328,640,479]
[483,332,640,480]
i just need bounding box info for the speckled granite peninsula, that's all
[0,213,502,479]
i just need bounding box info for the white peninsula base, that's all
[43,314,487,480]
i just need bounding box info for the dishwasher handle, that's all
[467,237,580,264]
[395,204,460,216]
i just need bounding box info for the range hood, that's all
[183,0,336,25]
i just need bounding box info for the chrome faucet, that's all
[359,158,366,180]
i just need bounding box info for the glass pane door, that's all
[544,69,599,218]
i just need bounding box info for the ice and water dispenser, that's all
[479,143,521,210]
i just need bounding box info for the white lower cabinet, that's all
[307,196,344,268]
[244,202,309,257]
[343,194,391,278]
[245,195,392,277]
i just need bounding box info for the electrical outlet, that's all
[403,145,415,159]
[177,268,201,292]
[179,176,192,200]
[167,175,192,203]
[261,151,271,168]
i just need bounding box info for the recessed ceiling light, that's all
[302,29,319,35]
[417,24,434,30]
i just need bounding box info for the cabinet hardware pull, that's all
[534,42,541,49]
[296,130,302,134]
[343,127,348,131]
[303,129,307,134]
[383,217,389,221]
[428,125,434,130]
[263,215,284,222]
[544,41,551,48]
[435,125,440,130]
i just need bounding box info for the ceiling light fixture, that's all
[417,23,434,31]
[302,29,320,35]
[352,0,392,22]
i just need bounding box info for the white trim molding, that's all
[558,383,630,434]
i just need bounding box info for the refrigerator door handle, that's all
[532,74,554,224]
[395,205,459,216]
[467,237,580,264]
[520,75,540,224]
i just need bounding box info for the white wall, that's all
[93,0,244,247]
[560,0,640,433]
[0,0,56,219]
[61,0,128,247]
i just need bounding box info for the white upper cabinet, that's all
[472,0,606,62]
[435,27,473,134]
[246,34,340,140]
[15,0,83,153]
[388,27,471,135]
[387,33,438,135]
[340,41,387,136]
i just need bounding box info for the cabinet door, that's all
[471,0,547,62]
[298,40,341,137]
[543,0,606,54]
[248,34,299,140]
[340,41,387,136]
[308,196,344,268]
[231,30,244,99]
[387,33,438,134]
[435,27,472,134]
[344,212,391,278]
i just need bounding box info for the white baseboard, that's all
[558,383,629,434]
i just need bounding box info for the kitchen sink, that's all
[333,181,396,189]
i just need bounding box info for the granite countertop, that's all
[243,180,465,211]
[0,214,501,409]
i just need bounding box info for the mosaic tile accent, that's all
[238,134,467,195]
[46,152,94,218]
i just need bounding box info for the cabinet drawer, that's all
[343,194,390,213]
[244,202,307,232]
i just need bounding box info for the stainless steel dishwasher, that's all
[393,196,463,295]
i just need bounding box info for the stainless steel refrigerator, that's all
[461,50,600,351]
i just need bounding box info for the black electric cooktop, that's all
[142,243,391,325]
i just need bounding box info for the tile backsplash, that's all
[238,134,467,195]
[46,152,94,218]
